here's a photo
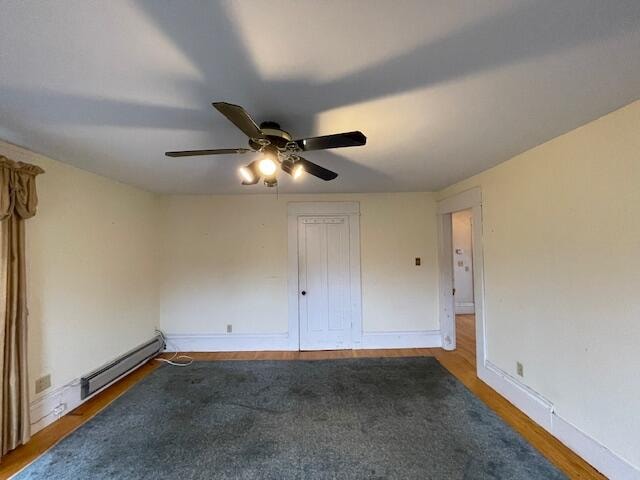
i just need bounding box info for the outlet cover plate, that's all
[35,374,51,394]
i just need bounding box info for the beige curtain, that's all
[0,155,43,456]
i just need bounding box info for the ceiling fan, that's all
[165,102,367,187]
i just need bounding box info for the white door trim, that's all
[437,187,482,215]
[437,213,455,348]
[437,188,487,371]
[287,202,363,350]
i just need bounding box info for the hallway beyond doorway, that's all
[456,314,476,368]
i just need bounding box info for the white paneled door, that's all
[298,216,352,350]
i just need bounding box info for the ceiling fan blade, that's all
[212,102,264,139]
[294,131,366,151]
[165,148,251,157]
[296,157,338,181]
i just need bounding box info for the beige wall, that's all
[0,141,160,400]
[158,192,439,335]
[438,100,640,468]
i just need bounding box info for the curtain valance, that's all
[0,156,44,221]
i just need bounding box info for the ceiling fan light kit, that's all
[238,164,256,184]
[283,159,305,179]
[258,157,277,177]
[165,102,367,188]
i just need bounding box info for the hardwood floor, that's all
[0,323,604,479]
[455,313,477,367]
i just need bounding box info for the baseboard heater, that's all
[81,335,165,399]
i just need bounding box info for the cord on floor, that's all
[155,329,193,367]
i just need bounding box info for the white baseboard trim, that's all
[552,414,639,480]
[30,343,157,435]
[478,360,639,479]
[164,333,296,352]
[165,331,442,352]
[479,360,553,431]
[359,330,442,349]
[30,381,82,435]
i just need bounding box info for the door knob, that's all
[301,290,307,296]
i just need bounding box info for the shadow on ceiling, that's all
[2,0,639,186]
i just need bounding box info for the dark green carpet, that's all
[16,358,565,479]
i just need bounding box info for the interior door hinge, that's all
[452,288,456,296]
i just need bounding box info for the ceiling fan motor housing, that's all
[249,121,293,150]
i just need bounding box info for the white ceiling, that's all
[1,0,639,194]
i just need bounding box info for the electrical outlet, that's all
[415,257,421,266]
[226,324,232,333]
[35,374,51,394]
[53,403,66,416]
[516,362,524,377]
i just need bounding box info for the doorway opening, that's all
[452,209,476,367]
[437,187,485,373]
